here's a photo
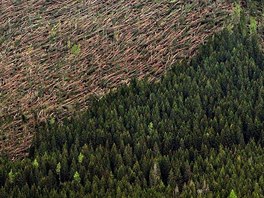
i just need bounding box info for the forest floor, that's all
[0,0,233,159]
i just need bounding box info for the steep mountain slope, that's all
[0,20,264,197]
[0,0,232,158]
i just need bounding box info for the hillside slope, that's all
[0,0,232,158]
[1,20,264,197]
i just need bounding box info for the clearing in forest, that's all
[0,0,232,158]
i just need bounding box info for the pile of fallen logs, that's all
[0,0,232,159]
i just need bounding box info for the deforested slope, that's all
[0,0,232,158]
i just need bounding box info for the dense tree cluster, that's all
[0,13,264,197]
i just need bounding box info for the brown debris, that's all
[0,0,233,159]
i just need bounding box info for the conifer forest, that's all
[0,0,264,197]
